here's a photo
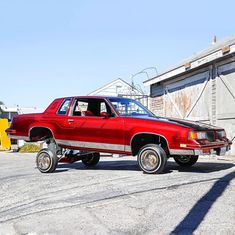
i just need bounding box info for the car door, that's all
[61,98,126,152]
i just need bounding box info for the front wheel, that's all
[36,148,58,173]
[137,144,167,174]
[82,152,100,167]
[173,155,199,167]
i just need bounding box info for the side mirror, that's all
[100,112,110,119]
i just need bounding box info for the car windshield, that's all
[108,98,154,117]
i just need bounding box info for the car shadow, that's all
[167,161,234,173]
[56,160,140,172]
[171,171,235,234]
[56,159,234,174]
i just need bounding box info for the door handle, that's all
[68,119,74,123]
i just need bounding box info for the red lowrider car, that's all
[6,96,231,174]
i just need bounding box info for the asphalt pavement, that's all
[0,152,234,235]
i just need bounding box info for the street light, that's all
[141,67,158,76]
[131,71,149,94]
[131,66,158,94]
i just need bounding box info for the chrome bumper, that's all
[170,145,230,156]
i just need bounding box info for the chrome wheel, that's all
[37,152,51,170]
[140,150,159,171]
[36,148,58,173]
[138,144,167,174]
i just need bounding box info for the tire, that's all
[82,152,100,167]
[36,148,58,173]
[173,155,199,167]
[137,144,167,174]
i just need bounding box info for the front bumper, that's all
[170,144,231,156]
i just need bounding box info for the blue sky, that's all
[0,0,235,107]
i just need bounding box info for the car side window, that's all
[71,99,115,117]
[72,100,89,116]
[57,99,71,115]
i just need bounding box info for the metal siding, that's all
[150,60,235,154]
[163,71,210,120]
[217,62,235,119]
[216,62,235,153]
[151,83,164,97]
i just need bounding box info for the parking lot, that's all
[0,152,234,235]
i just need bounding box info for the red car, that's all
[6,96,231,174]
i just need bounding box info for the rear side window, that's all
[57,99,71,115]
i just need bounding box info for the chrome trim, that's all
[8,135,30,141]
[56,139,131,152]
[125,146,132,152]
[194,148,228,156]
[170,148,229,156]
[194,149,202,155]
[169,149,195,155]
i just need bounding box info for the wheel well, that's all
[30,127,54,142]
[131,133,169,156]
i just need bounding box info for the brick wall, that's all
[150,96,164,116]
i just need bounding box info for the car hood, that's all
[132,116,222,131]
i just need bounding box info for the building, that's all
[88,78,149,107]
[144,35,235,154]
[0,105,45,149]
[0,105,44,121]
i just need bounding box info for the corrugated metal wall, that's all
[216,61,235,153]
[150,58,235,154]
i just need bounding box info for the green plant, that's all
[19,144,40,153]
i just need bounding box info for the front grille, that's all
[206,131,215,142]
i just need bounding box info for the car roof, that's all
[56,96,133,100]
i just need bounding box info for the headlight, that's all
[217,130,226,139]
[188,131,207,140]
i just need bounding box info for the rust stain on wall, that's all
[175,92,192,118]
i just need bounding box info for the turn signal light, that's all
[188,131,198,140]
[188,131,207,140]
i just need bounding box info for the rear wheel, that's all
[36,148,58,173]
[173,155,199,167]
[137,144,167,174]
[82,152,100,167]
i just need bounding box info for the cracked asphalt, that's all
[0,152,234,235]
